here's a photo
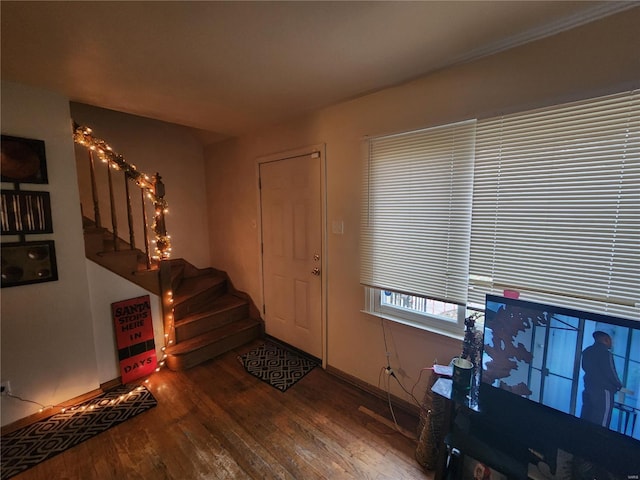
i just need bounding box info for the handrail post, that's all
[106,160,119,251]
[124,172,135,250]
[152,172,170,260]
[141,188,151,269]
[88,150,101,228]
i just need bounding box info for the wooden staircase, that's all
[82,217,263,371]
[163,259,263,370]
[83,217,161,293]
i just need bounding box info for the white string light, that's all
[73,123,171,260]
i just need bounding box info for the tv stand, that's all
[432,378,640,479]
[433,378,528,479]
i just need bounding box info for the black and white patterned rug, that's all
[239,342,318,392]
[1,384,157,479]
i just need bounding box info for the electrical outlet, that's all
[1,380,11,396]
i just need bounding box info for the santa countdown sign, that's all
[111,295,157,383]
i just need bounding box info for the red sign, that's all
[111,295,157,383]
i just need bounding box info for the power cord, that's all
[381,318,393,370]
[382,368,400,430]
[379,318,425,438]
[4,392,54,413]
[409,366,434,407]
[390,370,421,407]
[379,318,448,444]
[380,318,423,406]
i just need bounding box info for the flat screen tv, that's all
[480,294,640,475]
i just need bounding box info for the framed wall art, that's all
[1,134,48,184]
[1,240,58,288]
[1,190,53,234]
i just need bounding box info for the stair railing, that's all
[73,124,171,267]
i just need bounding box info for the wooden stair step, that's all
[167,258,214,277]
[174,294,249,342]
[167,317,259,355]
[165,259,185,292]
[165,317,261,371]
[172,274,227,318]
[173,274,226,303]
[96,248,141,259]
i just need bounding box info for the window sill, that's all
[361,309,465,341]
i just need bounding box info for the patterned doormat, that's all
[239,342,318,392]
[1,384,157,479]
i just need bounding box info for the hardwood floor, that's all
[13,340,433,479]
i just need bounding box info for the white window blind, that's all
[361,120,476,305]
[469,90,640,319]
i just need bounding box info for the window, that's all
[361,120,476,335]
[366,288,466,337]
[469,90,639,319]
[362,89,639,335]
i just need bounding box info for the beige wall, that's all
[204,10,640,404]
[1,82,100,425]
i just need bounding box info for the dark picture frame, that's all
[1,190,53,234]
[1,240,58,288]
[1,134,48,184]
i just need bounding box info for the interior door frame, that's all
[256,144,327,368]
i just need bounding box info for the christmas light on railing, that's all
[73,122,172,260]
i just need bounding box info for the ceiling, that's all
[1,1,635,143]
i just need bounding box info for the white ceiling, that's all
[1,1,635,142]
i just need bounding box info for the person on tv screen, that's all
[580,331,623,428]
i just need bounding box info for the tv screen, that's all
[481,294,640,446]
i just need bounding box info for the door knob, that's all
[311,267,321,276]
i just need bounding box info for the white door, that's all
[260,152,322,358]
